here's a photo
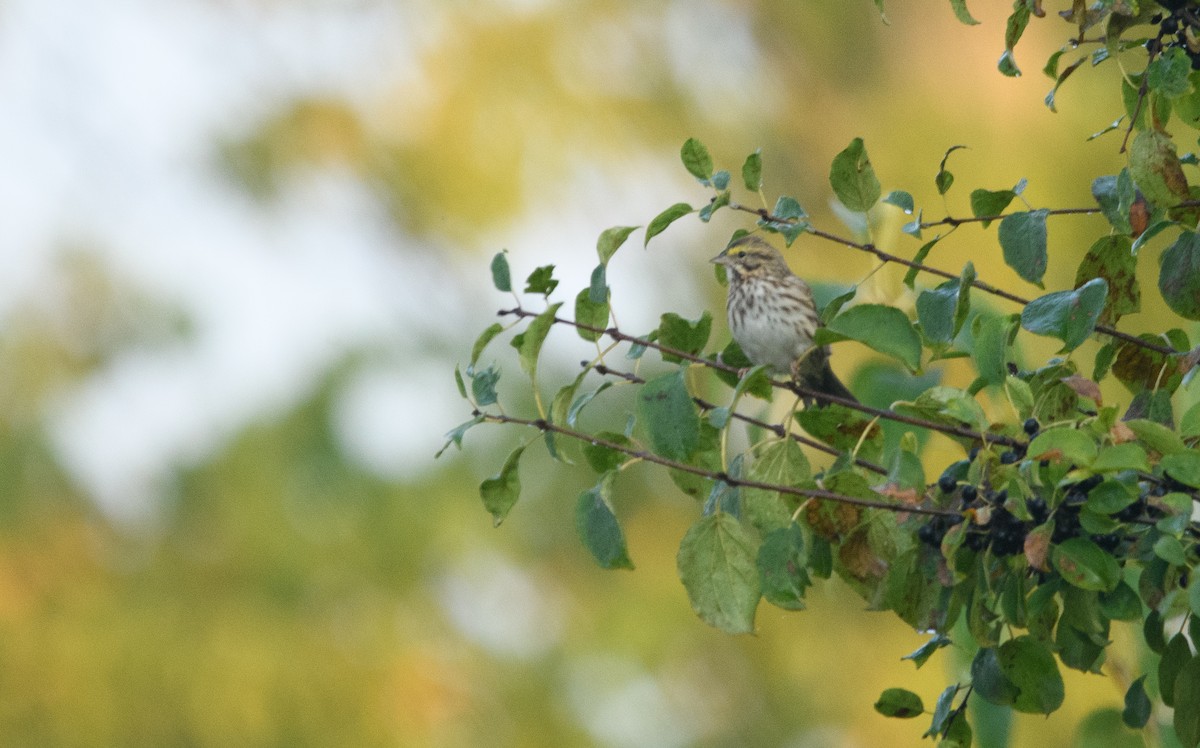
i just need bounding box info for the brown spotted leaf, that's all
[1112,335,1177,394]
[1074,235,1139,327]
[1061,374,1103,405]
[1129,129,1190,209]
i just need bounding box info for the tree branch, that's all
[499,307,1024,449]
[590,361,889,476]
[477,410,959,517]
[730,202,1179,356]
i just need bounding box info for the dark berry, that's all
[938,472,957,494]
[991,489,1008,506]
[1052,512,1081,543]
[1000,451,1019,465]
[1115,499,1145,522]
[918,523,940,546]
[1093,534,1122,552]
[1078,475,1103,493]
[961,485,978,503]
[968,446,980,462]
[1023,418,1040,436]
[965,532,989,551]
[1028,497,1048,523]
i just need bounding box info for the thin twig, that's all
[477,410,959,517]
[500,306,1023,449]
[732,202,1179,356]
[591,361,890,475]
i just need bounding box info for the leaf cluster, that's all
[443,3,1200,743]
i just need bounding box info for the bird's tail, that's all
[795,347,857,405]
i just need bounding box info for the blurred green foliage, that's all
[2,1,1166,745]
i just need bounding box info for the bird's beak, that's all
[710,251,730,265]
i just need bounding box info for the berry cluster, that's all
[918,441,1159,560]
[1150,3,1200,70]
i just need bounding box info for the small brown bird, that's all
[711,235,856,403]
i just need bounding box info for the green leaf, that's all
[741,149,763,191]
[470,365,500,406]
[1149,47,1194,98]
[1053,537,1121,591]
[872,0,889,24]
[829,137,881,212]
[1123,676,1151,729]
[969,187,1017,227]
[1163,451,1200,488]
[757,524,810,610]
[743,439,810,534]
[1189,575,1200,618]
[681,138,714,182]
[677,513,761,634]
[819,288,857,325]
[576,472,634,570]
[949,0,979,25]
[524,265,558,296]
[596,225,638,265]
[794,405,884,462]
[916,280,959,345]
[574,287,609,342]
[925,684,959,738]
[1000,4,1031,78]
[883,190,914,213]
[998,636,1065,714]
[636,370,700,461]
[698,190,730,222]
[1091,172,1135,235]
[1154,535,1187,566]
[1025,429,1096,468]
[454,365,467,399]
[1146,610,1167,654]
[1100,581,1142,622]
[1176,658,1200,747]
[1126,418,1188,455]
[971,313,1018,387]
[972,648,1018,706]
[490,251,512,292]
[998,209,1049,286]
[935,146,966,194]
[644,203,694,246]
[480,444,525,526]
[588,263,607,304]
[583,431,631,473]
[903,633,951,668]
[874,688,924,718]
[1129,129,1190,209]
[1020,278,1108,351]
[917,266,972,347]
[1085,479,1137,514]
[1183,400,1200,438]
[758,195,810,246]
[516,302,562,378]
[1075,235,1139,327]
[1159,231,1200,320]
[658,311,712,363]
[471,323,505,367]
[436,414,484,458]
[823,303,921,371]
[903,236,942,288]
[1161,633,1193,707]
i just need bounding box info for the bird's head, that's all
[710,235,791,280]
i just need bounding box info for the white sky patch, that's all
[1,0,706,518]
[435,549,566,659]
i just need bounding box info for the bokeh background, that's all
[0,0,1181,745]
